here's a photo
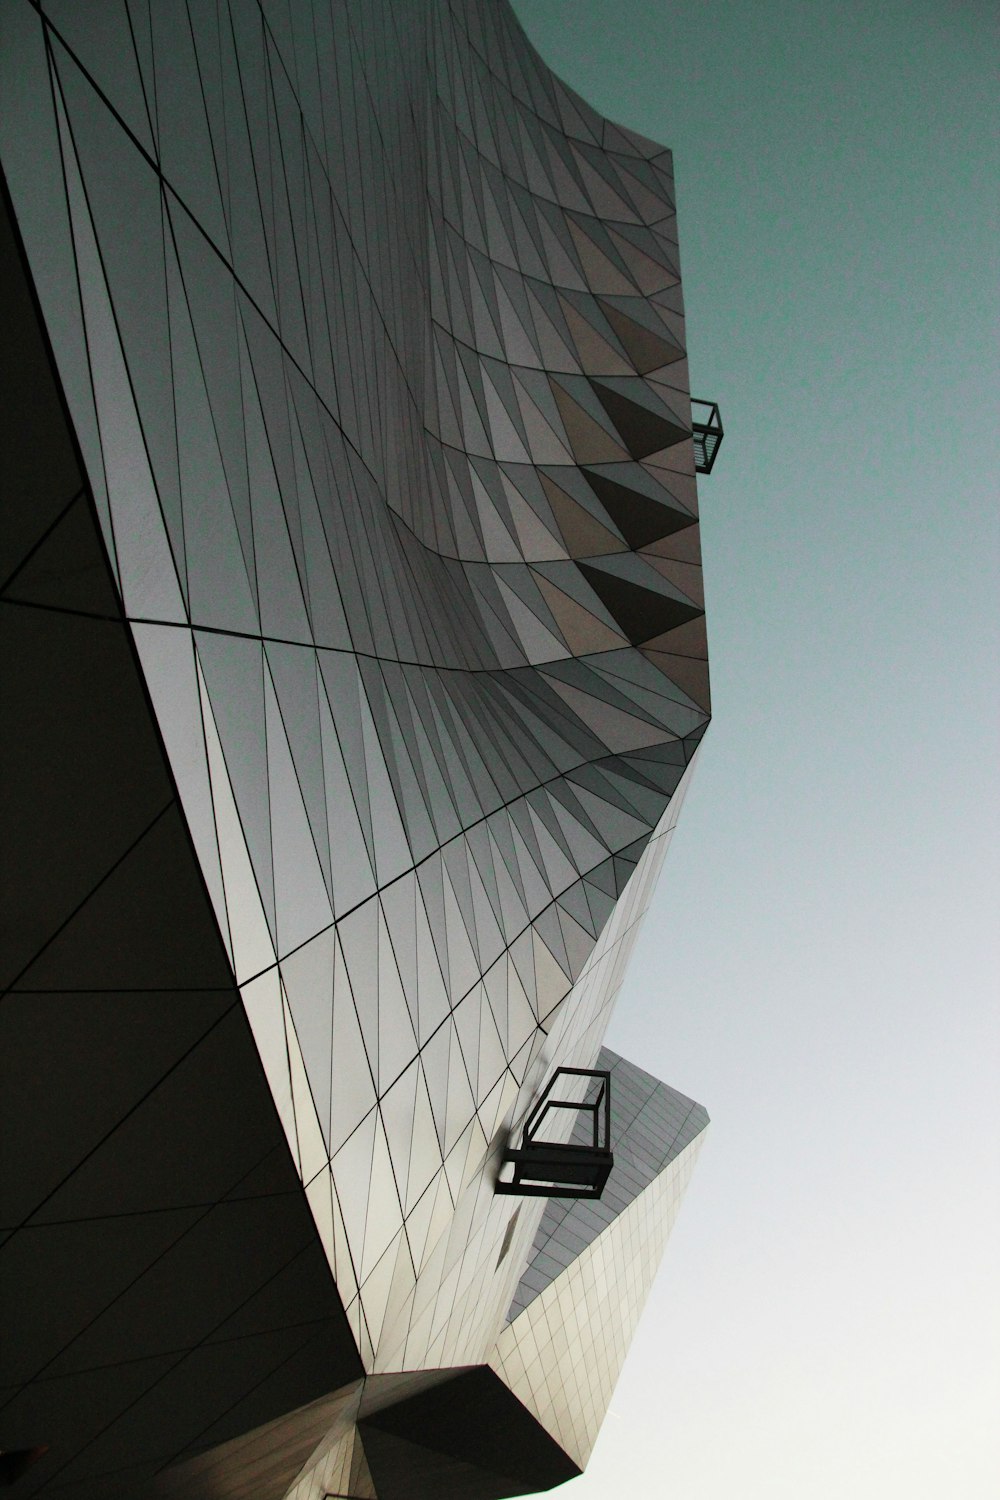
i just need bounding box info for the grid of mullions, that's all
[492,1130,706,1470]
[1,0,709,1430]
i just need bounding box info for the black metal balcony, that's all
[691,398,724,474]
[496,1067,613,1200]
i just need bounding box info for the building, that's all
[0,2,713,1495]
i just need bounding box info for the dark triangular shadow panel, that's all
[359,1368,580,1499]
[15,804,237,991]
[597,299,685,373]
[2,493,122,617]
[578,561,703,645]
[584,469,696,549]
[359,1426,525,1500]
[0,989,231,1226]
[0,174,85,586]
[0,597,183,987]
[589,381,689,458]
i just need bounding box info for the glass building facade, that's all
[0,2,710,1495]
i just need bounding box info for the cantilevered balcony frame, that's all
[496,1067,613,1200]
[691,398,724,474]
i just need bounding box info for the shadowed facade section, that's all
[0,171,364,1499]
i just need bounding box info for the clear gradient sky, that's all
[510,2,1000,1495]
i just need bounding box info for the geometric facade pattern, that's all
[1,1,711,1495]
[493,1126,706,1470]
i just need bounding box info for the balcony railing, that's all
[691,398,724,474]
[496,1067,613,1200]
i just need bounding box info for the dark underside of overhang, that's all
[0,171,364,1500]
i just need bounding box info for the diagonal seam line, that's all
[154,1321,352,1479]
[4,1158,319,1398]
[11,1261,347,1488]
[0,799,174,999]
[0,486,87,597]
[0,595,123,626]
[3,991,238,1236]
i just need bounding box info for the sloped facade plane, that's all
[0,1,710,1495]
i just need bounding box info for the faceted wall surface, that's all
[0,173,366,1497]
[1,0,711,1494]
[493,1133,706,1470]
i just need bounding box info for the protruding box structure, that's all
[497,1067,614,1199]
[691,398,725,474]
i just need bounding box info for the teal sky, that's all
[511,2,999,1495]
